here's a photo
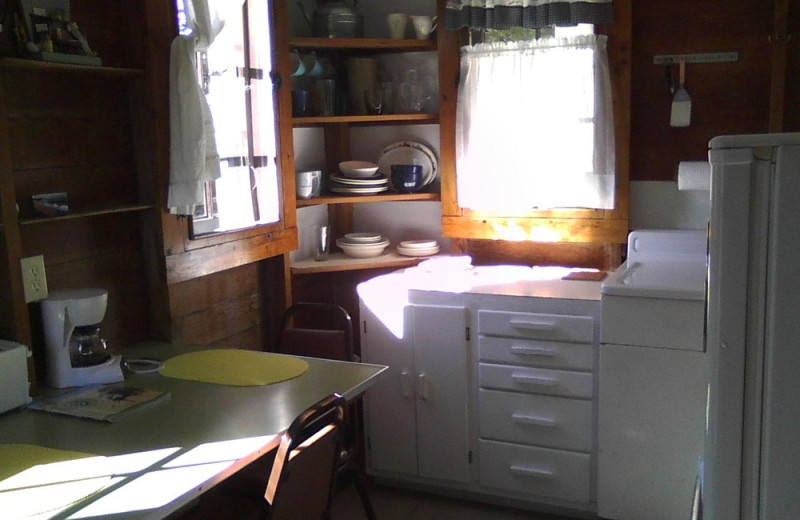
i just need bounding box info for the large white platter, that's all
[376,140,438,189]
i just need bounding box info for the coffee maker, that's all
[40,288,123,388]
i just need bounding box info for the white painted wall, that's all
[629,181,710,231]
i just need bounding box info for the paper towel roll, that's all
[678,161,711,191]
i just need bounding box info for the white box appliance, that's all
[703,132,800,520]
[598,229,708,520]
[0,340,33,414]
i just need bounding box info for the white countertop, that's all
[358,262,603,302]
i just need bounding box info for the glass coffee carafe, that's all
[69,325,111,367]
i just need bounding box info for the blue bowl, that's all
[391,164,424,193]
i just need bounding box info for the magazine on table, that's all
[28,383,169,422]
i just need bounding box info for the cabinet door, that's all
[360,300,418,476]
[411,304,471,482]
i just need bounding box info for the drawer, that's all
[479,363,593,399]
[479,389,592,452]
[479,310,593,343]
[479,336,592,371]
[479,439,591,504]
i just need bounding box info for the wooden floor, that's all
[330,479,584,520]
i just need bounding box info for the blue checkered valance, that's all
[444,0,614,30]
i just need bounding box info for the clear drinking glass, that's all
[313,225,330,261]
[364,87,383,115]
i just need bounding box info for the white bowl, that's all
[339,161,380,178]
[336,238,390,258]
[344,232,384,243]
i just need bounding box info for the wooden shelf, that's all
[296,191,440,207]
[289,38,437,52]
[291,251,433,275]
[293,113,438,126]
[0,57,143,76]
[18,204,156,226]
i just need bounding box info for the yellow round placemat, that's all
[159,349,309,386]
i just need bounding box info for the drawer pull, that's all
[511,413,556,427]
[509,465,554,479]
[509,320,557,331]
[511,373,557,386]
[510,345,555,357]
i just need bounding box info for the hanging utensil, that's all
[670,58,691,127]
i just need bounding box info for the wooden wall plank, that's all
[630,1,774,181]
[461,239,619,271]
[168,262,265,350]
[442,216,629,244]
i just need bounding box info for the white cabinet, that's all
[476,307,597,506]
[360,300,471,483]
[358,269,602,514]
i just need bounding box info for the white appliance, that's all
[703,132,800,520]
[598,229,708,520]
[40,288,123,388]
[0,340,32,413]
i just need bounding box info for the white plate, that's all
[329,186,389,195]
[345,232,384,243]
[377,141,438,188]
[329,174,388,186]
[399,239,438,249]
[338,237,390,247]
[397,245,440,257]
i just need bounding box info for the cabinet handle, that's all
[509,465,554,479]
[416,373,429,401]
[511,413,556,427]
[510,345,555,357]
[509,319,557,331]
[400,370,413,398]
[511,373,557,386]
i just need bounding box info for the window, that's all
[173,0,280,236]
[455,24,615,213]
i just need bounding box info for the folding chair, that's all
[275,303,377,520]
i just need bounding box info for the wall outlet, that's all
[20,255,48,303]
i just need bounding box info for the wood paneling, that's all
[168,262,268,351]
[630,0,775,181]
[458,239,620,271]
[0,2,159,387]
[442,216,628,244]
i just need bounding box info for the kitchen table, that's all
[0,341,388,520]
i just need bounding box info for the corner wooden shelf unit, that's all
[284,29,446,276]
[291,251,430,275]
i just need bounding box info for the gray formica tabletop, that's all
[0,342,388,520]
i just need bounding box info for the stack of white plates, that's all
[336,233,390,258]
[328,174,389,195]
[396,239,440,257]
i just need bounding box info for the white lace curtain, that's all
[444,0,614,30]
[455,34,615,211]
[168,0,242,216]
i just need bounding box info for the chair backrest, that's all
[276,303,354,362]
[264,393,346,520]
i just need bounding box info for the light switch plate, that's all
[21,255,48,303]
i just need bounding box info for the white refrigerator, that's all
[703,133,800,520]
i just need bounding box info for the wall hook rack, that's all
[653,52,739,66]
